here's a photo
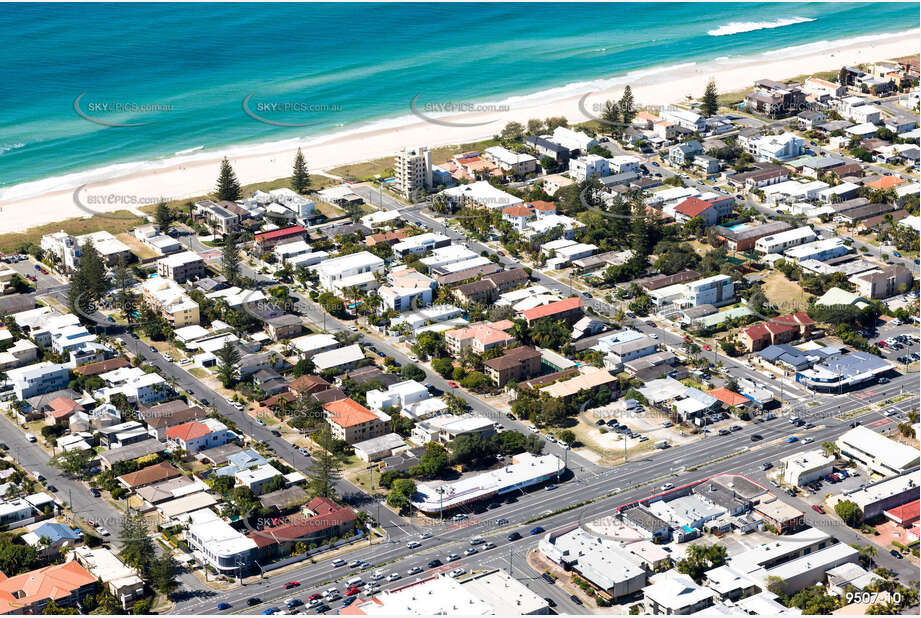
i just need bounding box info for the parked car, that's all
[450,568,467,578]
[811,505,825,514]
[407,540,421,549]
[427,559,443,568]
[750,434,763,442]
[407,566,423,575]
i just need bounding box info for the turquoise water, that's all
[0,2,916,197]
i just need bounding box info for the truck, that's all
[654,440,670,450]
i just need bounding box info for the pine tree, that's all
[619,85,636,125]
[113,258,138,324]
[215,339,241,387]
[68,240,107,320]
[630,199,650,256]
[601,100,621,127]
[154,201,172,227]
[149,553,180,596]
[291,148,311,194]
[215,156,242,202]
[222,232,241,284]
[838,66,848,86]
[308,428,342,499]
[701,79,719,117]
[119,508,155,573]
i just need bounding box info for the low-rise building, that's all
[411,413,497,445]
[643,572,715,615]
[484,345,542,387]
[323,397,389,444]
[779,449,835,486]
[186,508,258,576]
[156,251,204,283]
[74,546,146,608]
[835,427,919,477]
[165,418,235,454]
[0,561,97,615]
[852,265,913,299]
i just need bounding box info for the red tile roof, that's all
[255,226,307,242]
[165,420,212,441]
[521,297,581,321]
[865,176,906,190]
[502,206,533,218]
[708,387,750,408]
[118,462,181,488]
[45,397,83,420]
[323,398,379,428]
[675,197,715,218]
[741,323,770,341]
[0,561,96,614]
[529,200,556,212]
[74,357,131,376]
[885,499,919,525]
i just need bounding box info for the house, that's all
[661,108,706,132]
[165,419,236,454]
[391,232,451,258]
[139,402,207,440]
[193,200,241,235]
[754,225,816,254]
[484,345,542,387]
[669,140,703,165]
[551,126,597,153]
[0,561,97,615]
[852,265,913,299]
[739,313,813,353]
[524,135,570,162]
[643,572,715,615]
[186,508,258,576]
[804,76,846,99]
[73,546,145,608]
[117,462,182,490]
[569,155,610,181]
[235,464,283,495]
[323,397,389,444]
[156,251,204,283]
[352,433,408,463]
[743,132,804,161]
[43,397,83,426]
[314,251,384,293]
[483,146,537,175]
[366,380,430,412]
[248,498,356,560]
[264,314,302,341]
[311,344,365,373]
[501,205,535,231]
[253,226,308,254]
[7,362,70,399]
[441,180,524,210]
[673,196,733,227]
[692,154,721,175]
[21,522,82,558]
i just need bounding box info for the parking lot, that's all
[5,255,63,290]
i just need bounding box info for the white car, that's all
[649,333,658,339]
[803,437,814,444]
[450,568,466,578]
[386,573,401,582]
[25,434,36,443]
[407,566,423,575]
[96,527,111,536]
[371,571,384,581]
[406,540,421,549]
[661,483,674,491]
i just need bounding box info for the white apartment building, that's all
[7,361,70,399]
[744,132,805,161]
[568,155,610,181]
[608,155,642,174]
[94,366,170,405]
[156,251,204,283]
[419,245,478,270]
[314,251,385,293]
[366,380,431,412]
[186,509,257,576]
[483,146,537,175]
[754,225,817,254]
[378,268,435,312]
[441,180,523,210]
[551,126,597,152]
[392,232,450,258]
[780,449,835,486]
[661,108,706,132]
[394,146,433,201]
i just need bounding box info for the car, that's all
[447,553,460,561]
[595,418,606,426]
[200,398,210,406]
[407,566,423,575]
[470,537,485,545]
[483,541,496,550]
[545,483,557,491]
[718,429,730,436]
[90,488,101,497]
[893,251,901,257]
[420,532,433,539]
[450,568,467,578]
[786,436,798,443]
[311,603,330,613]
[217,602,232,610]
[371,570,385,581]
[760,462,773,471]
[570,594,584,606]
[360,561,372,569]
[529,526,544,535]
[464,548,477,556]
[729,425,741,432]
[408,354,418,362]
[308,594,322,602]
[803,437,814,444]
[387,573,401,582]
[284,581,300,589]
[286,599,303,608]
[495,517,509,525]
[811,505,825,514]
[805,423,815,429]
[46,485,58,493]
[341,597,357,608]
[661,483,674,491]
[447,380,459,388]
[96,527,111,536]
[652,161,659,167]
[349,560,362,568]
[407,540,421,549]
[662,421,673,428]
[345,586,360,596]
[878,377,889,384]
[25,434,36,443]
[427,559,443,568]
[890,549,903,559]
[751,434,763,441]
[507,532,521,541]
[453,513,468,521]
[247,598,262,607]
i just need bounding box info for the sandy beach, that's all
[2,30,918,236]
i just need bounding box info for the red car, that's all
[345,586,360,596]
[447,380,459,388]
[877,341,887,347]
[702,344,712,351]
[811,505,825,514]
[683,336,692,342]
[283,581,300,589]
[308,594,322,601]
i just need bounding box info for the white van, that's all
[346,577,364,588]
[331,558,346,567]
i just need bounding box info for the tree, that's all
[431,357,453,378]
[215,156,242,202]
[222,231,241,284]
[68,239,107,318]
[42,600,77,615]
[601,100,620,126]
[119,508,155,574]
[675,544,727,582]
[291,148,311,193]
[113,258,138,324]
[154,201,172,227]
[414,442,448,478]
[215,339,242,387]
[619,86,636,125]
[308,428,342,499]
[149,553,181,596]
[50,449,92,478]
[400,363,426,382]
[558,429,576,446]
[500,121,524,141]
[412,331,446,360]
[386,478,417,511]
[449,434,494,466]
[835,500,863,527]
[838,66,847,86]
[701,79,719,117]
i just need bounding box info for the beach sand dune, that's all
[5,31,919,236]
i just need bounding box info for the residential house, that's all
[323,397,389,444]
[0,561,97,615]
[165,419,235,454]
[445,321,515,356]
[669,140,703,166]
[117,462,182,491]
[673,195,733,227]
[484,345,542,387]
[253,226,308,254]
[521,297,582,326]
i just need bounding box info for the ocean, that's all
[0,2,916,199]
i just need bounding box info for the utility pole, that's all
[508,546,513,577]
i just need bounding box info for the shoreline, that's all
[2,28,918,236]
